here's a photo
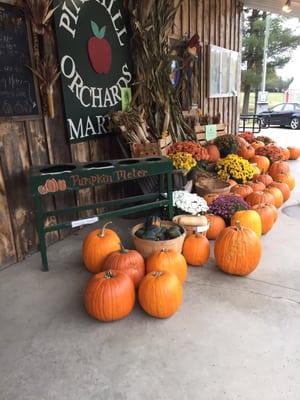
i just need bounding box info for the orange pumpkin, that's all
[214,222,262,276]
[84,270,135,321]
[206,144,220,162]
[264,187,283,208]
[273,173,296,191]
[231,210,262,237]
[146,249,187,283]
[230,184,253,199]
[269,161,290,179]
[246,181,266,192]
[287,147,300,160]
[252,141,265,150]
[249,155,270,173]
[268,182,290,202]
[254,173,273,187]
[103,243,145,288]
[182,232,210,266]
[138,271,183,318]
[204,193,219,206]
[245,191,275,206]
[82,222,121,274]
[238,144,255,160]
[252,204,274,234]
[281,148,290,161]
[269,203,278,223]
[206,214,226,240]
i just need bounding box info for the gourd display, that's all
[269,161,290,179]
[82,222,121,274]
[231,210,262,237]
[268,181,290,202]
[246,181,266,192]
[84,270,135,321]
[182,232,210,266]
[252,204,274,234]
[138,271,183,318]
[238,144,255,160]
[254,174,273,187]
[273,173,296,191]
[245,191,275,206]
[264,187,283,208]
[214,222,262,276]
[230,184,253,199]
[205,214,226,240]
[249,155,270,173]
[146,249,187,283]
[287,147,300,160]
[103,243,145,288]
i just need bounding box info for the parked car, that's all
[258,103,300,130]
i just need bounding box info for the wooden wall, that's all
[0,0,241,269]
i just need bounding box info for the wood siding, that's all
[0,0,241,269]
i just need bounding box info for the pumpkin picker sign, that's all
[53,0,132,143]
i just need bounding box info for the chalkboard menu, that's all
[0,3,41,119]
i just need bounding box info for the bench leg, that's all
[167,172,174,220]
[33,196,49,271]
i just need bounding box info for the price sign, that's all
[205,124,217,141]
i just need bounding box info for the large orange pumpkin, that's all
[230,184,253,199]
[273,173,296,191]
[214,222,262,276]
[238,144,255,160]
[269,161,290,179]
[268,182,290,202]
[264,187,283,208]
[231,210,262,237]
[103,243,145,288]
[146,249,187,283]
[249,155,270,173]
[246,181,266,192]
[204,193,219,205]
[287,147,300,160]
[82,222,121,273]
[206,214,226,240]
[138,271,183,318]
[206,144,220,162]
[84,270,135,321]
[245,191,275,206]
[182,233,210,266]
[254,173,273,187]
[252,204,274,234]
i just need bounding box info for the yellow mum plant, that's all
[216,154,255,183]
[168,152,197,175]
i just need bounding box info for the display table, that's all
[29,156,174,270]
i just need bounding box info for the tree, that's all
[241,9,300,114]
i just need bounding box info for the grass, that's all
[240,92,285,114]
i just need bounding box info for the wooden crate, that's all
[130,135,173,157]
[195,124,227,143]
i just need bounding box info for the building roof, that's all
[243,0,300,18]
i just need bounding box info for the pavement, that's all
[0,128,299,400]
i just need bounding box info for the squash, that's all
[82,222,121,274]
[245,191,275,207]
[231,210,262,237]
[249,155,270,173]
[273,173,296,191]
[205,214,226,240]
[254,174,273,187]
[167,226,182,239]
[252,204,274,234]
[84,270,135,321]
[268,182,290,202]
[264,187,283,208]
[269,161,290,179]
[138,271,183,318]
[182,232,210,266]
[146,249,187,283]
[177,215,208,227]
[230,184,253,199]
[287,147,300,160]
[103,243,145,288]
[214,222,262,276]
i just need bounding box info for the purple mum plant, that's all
[209,194,250,224]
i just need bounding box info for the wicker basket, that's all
[131,221,186,258]
[195,178,231,197]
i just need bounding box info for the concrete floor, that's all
[0,129,300,400]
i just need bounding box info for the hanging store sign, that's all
[53,0,133,143]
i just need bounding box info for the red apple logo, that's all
[88,21,112,74]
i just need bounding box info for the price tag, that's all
[205,124,217,141]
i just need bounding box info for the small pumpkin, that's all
[245,191,275,207]
[84,270,135,322]
[103,243,145,288]
[45,178,59,193]
[252,204,274,234]
[287,147,300,160]
[269,203,278,222]
[281,148,290,161]
[146,249,187,283]
[206,144,220,162]
[273,173,296,191]
[268,182,290,202]
[138,271,183,318]
[238,144,255,160]
[231,210,262,237]
[205,214,226,240]
[252,141,265,150]
[214,221,262,276]
[230,184,253,199]
[182,232,210,266]
[246,181,266,192]
[254,174,273,187]
[82,222,121,274]
[264,187,283,208]
[269,161,290,179]
[249,155,270,173]
[204,193,219,206]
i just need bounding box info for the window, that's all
[284,104,295,112]
[271,104,284,112]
